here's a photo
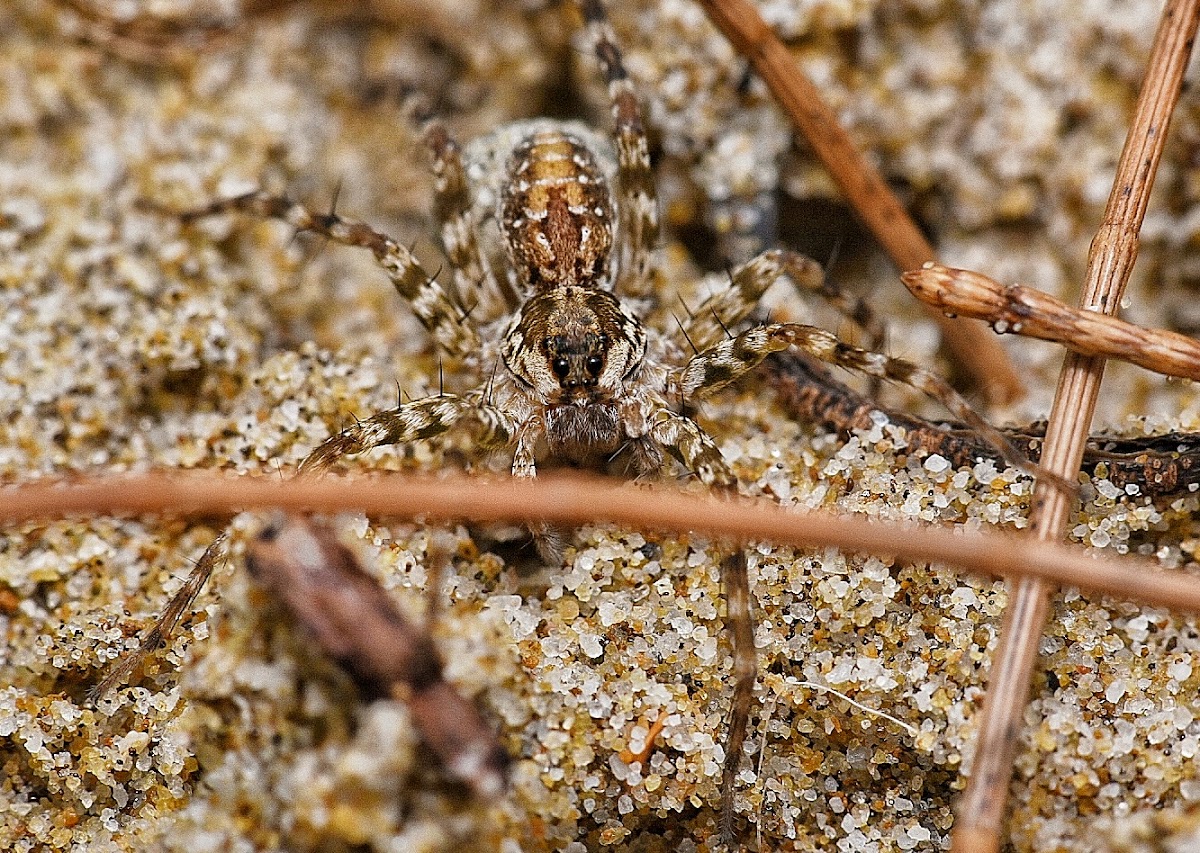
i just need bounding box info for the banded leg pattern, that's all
[179,191,479,357]
[579,0,659,299]
[650,410,757,844]
[678,322,1068,490]
[675,249,884,355]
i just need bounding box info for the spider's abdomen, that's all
[502,129,615,292]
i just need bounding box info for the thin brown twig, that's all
[903,263,1200,381]
[54,0,243,65]
[694,0,1024,405]
[245,514,510,799]
[952,3,1200,851]
[2,469,1199,613]
[763,351,1200,499]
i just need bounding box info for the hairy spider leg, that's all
[90,533,229,700]
[345,81,508,315]
[676,319,1073,493]
[580,0,659,300]
[92,396,514,697]
[675,248,886,355]
[178,191,480,358]
[420,107,520,319]
[299,393,514,476]
[648,410,755,844]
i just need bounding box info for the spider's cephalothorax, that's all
[122,0,1052,843]
[503,285,646,465]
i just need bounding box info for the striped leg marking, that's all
[580,0,660,299]
[677,322,1067,490]
[675,249,884,356]
[298,395,469,476]
[650,410,756,843]
[179,191,480,357]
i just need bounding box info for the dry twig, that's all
[764,351,1200,499]
[245,514,510,799]
[953,3,1200,851]
[903,263,1200,381]
[695,0,1023,404]
[2,469,1199,614]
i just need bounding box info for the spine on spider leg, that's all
[246,514,510,800]
[679,323,1073,493]
[769,323,1075,493]
[761,351,1017,469]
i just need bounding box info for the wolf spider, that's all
[99,0,1055,841]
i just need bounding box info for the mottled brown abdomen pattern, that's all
[501,130,615,293]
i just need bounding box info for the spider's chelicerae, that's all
[102,0,1053,840]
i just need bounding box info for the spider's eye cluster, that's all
[543,332,610,391]
[503,289,642,401]
[550,355,602,381]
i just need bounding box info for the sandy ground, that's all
[3,1,1200,850]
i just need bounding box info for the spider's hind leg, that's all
[579,0,659,299]
[415,99,519,318]
[90,532,229,701]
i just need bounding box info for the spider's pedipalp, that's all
[177,191,480,358]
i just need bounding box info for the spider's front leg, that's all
[173,191,480,358]
[299,395,480,475]
[676,320,1072,492]
[92,396,512,699]
[649,410,756,845]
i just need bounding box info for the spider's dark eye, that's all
[585,355,604,377]
[551,357,570,379]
